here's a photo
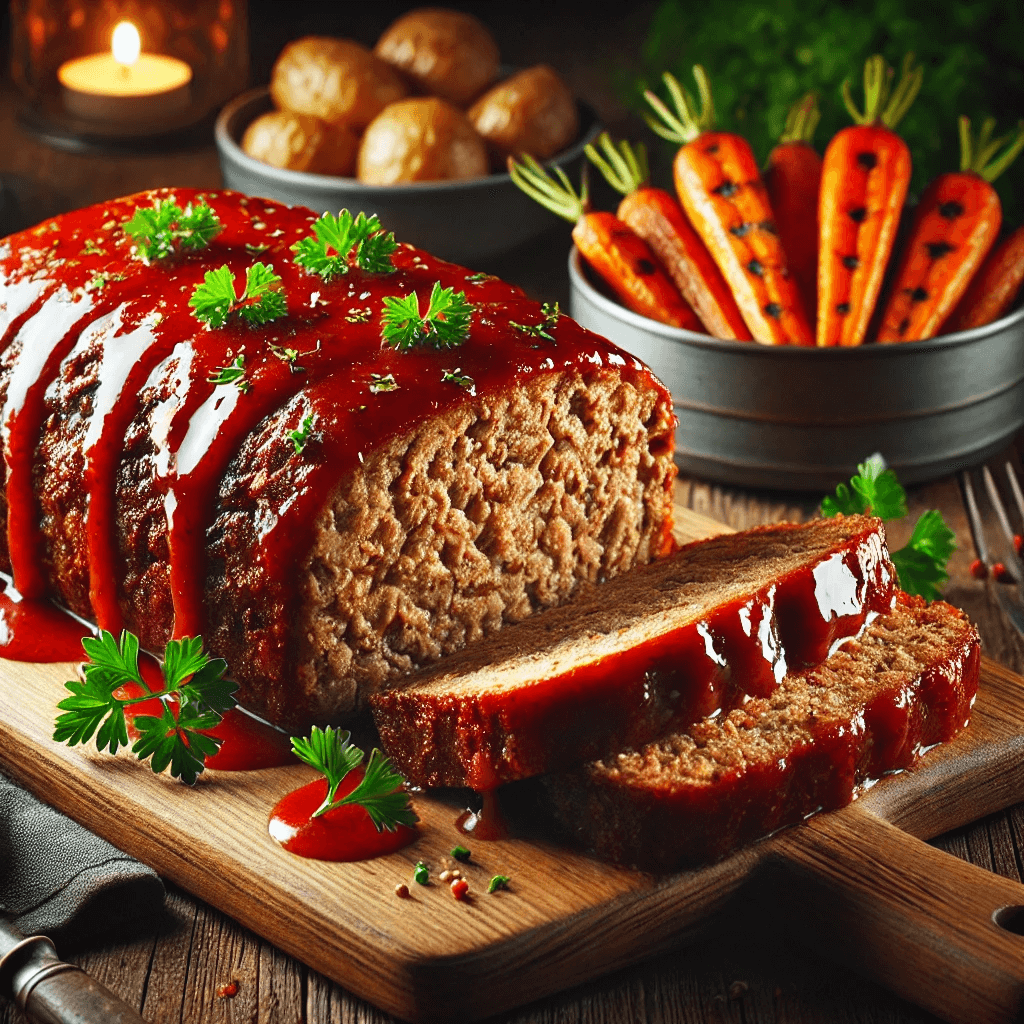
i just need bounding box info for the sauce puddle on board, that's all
[269,771,417,861]
[455,790,508,841]
[0,581,90,662]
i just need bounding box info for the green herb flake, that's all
[53,630,236,785]
[381,281,474,351]
[345,307,372,324]
[124,197,222,262]
[414,861,430,885]
[821,456,955,601]
[465,272,498,284]
[292,210,398,280]
[451,845,471,862]
[208,353,250,393]
[441,367,475,393]
[82,239,106,256]
[246,242,270,255]
[487,874,511,893]
[189,262,287,329]
[288,413,316,454]
[369,372,398,394]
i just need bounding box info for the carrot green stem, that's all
[960,115,1024,182]
[507,154,586,222]
[584,133,649,196]
[842,53,922,129]
[643,66,716,144]
[778,93,820,146]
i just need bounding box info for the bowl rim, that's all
[567,246,1024,357]
[215,85,602,195]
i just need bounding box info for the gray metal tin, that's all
[568,248,1024,491]
[215,87,600,267]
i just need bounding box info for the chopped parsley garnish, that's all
[124,198,222,262]
[441,367,475,392]
[369,372,398,394]
[414,861,430,885]
[487,874,511,893]
[208,353,250,392]
[292,210,398,280]
[381,281,474,351]
[288,413,315,454]
[509,301,561,343]
[189,263,287,329]
[53,631,236,785]
[465,272,498,283]
[346,308,372,323]
[822,455,955,601]
[451,845,471,862]
[290,725,417,832]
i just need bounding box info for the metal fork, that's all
[959,459,1024,635]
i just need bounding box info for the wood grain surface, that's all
[3,507,1024,1024]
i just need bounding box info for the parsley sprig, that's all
[53,631,236,785]
[381,282,474,351]
[290,725,417,832]
[292,210,398,280]
[124,198,222,262]
[208,353,250,392]
[822,455,956,601]
[190,263,287,329]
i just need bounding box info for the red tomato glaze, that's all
[0,580,89,662]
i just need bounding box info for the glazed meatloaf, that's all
[372,515,898,789]
[0,188,676,727]
[546,593,980,870]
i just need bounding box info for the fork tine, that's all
[982,464,1024,584]
[959,469,991,567]
[1005,460,1024,527]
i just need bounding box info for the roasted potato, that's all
[271,36,407,131]
[468,65,579,163]
[374,8,499,107]
[357,97,488,184]
[241,110,359,176]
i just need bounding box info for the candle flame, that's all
[111,21,141,67]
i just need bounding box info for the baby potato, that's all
[357,97,488,184]
[242,110,359,176]
[271,36,407,131]
[374,8,499,107]
[468,65,579,162]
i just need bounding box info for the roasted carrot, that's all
[878,116,1024,341]
[584,133,751,340]
[945,223,1024,332]
[508,154,704,331]
[765,93,822,324]
[644,67,813,346]
[817,54,922,347]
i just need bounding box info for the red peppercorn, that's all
[970,559,988,580]
[993,562,1014,584]
[450,878,469,901]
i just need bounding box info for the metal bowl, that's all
[215,86,600,267]
[568,247,1024,491]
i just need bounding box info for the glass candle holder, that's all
[10,0,249,150]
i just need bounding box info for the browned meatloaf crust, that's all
[1,187,676,728]
[371,515,897,788]
[544,593,980,871]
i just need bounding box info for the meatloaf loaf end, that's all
[545,593,980,871]
[371,515,897,789]
[1,188,676,728]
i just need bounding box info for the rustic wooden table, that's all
[2,8,1024,1020]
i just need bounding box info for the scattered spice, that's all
[216,980,239,999]
[395,883,411,899]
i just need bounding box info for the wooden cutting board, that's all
[3,507,1024,1024]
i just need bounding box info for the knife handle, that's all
[1,934,147,1024]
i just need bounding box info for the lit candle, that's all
[58,21,192,123]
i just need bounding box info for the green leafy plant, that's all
[624,0,1024,224]
[290,725,417,832]
[53,631,236,785]
[821,455,955,601]
[124,198,222,262]
[190,263,287,329]
[292,210,398,280]
[381,281,474,351]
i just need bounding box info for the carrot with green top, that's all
[766,93,822,324]
[817,54,922,347]
[508,154,703,331]
[584,133,751,340]
[877,116,1024,342]
[644,66,813,346]
[945,223,1024,333]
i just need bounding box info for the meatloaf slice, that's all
[370,515,897,788]
[545,593,980,871]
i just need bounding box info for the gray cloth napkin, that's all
[0,773,165,944]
